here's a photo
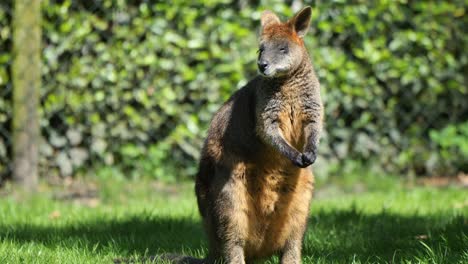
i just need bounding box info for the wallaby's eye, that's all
[258,45,265,54]
[279,45,288,54]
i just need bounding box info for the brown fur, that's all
[194,6,323,264]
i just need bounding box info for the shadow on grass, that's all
[304,209,467,262]
[0,216,207,257]
[0,209,466,262]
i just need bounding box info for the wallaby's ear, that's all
[261,10,280,28]
[292,6,312,37]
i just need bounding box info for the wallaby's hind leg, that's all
[196,159,222,264]
[280,205,310,263]
[203,202,247,264]
[220,243,245,264]
[280,175,311,264]
[280,236,303,264]
[195,157,215,217]
[205,164,248,264]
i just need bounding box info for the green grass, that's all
[0,175,466,264]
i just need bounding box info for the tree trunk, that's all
[12,0,41,190]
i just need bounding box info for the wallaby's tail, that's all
[114,254,205,264]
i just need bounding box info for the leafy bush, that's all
[0,1,12,182]
[38,0,265,179]
[310,0,468,176]
[0,0,466,180]
[313,1,468,174]
[430,122,468,174]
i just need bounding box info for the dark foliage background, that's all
[0,0,467,181]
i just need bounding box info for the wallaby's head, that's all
[257,7,312,78]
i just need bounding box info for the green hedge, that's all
[311,1,468,176]
[0,0,466,181]
[0,1,12,181]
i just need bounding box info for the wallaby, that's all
[193,6,323,264]
[131,6,323,264]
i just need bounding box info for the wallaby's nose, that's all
[258,61,269,72]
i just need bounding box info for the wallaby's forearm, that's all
[261,121,303,165]
[301,98,323,166]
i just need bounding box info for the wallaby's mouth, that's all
[258,66,288,78]
[258,68,275,77]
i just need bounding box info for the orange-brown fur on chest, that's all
[229,160,314,259]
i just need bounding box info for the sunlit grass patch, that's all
[0,177,466,263]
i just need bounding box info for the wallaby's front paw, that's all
[301,151,316,167]
[290,152,315,168]
[291,152,306,168]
